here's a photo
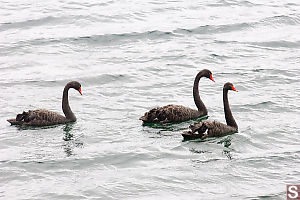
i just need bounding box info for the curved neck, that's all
[223,89,237,129]
[193,71,207,114]
[62,85,76,121]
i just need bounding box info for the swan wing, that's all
[189,121,237,138]
[140,104,201,123]
[8,109,68,126]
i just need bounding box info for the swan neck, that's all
[62,85,76,121]
[193,72,207,114]
[223,88,237,129]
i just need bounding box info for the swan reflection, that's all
[62,124,84,157]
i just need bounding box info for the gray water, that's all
[1,0,300,199]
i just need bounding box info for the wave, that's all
[0,23,250,51]
[242,101,276,111]
[174,22,252,35]
[2,14,300,51]
[0,73,133,88]
[249,40,300,48]
[0,16,61,32]
[0,30,175,52]
[258,14,300,26]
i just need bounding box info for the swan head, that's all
[224,82,238,92]
[202,69,215,82]
[67,81,82,95]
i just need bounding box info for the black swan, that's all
[7,81,82,126]
[139,69,215,123]
[182,82,238,140]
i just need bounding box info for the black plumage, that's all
[140,69,215,123]
[7,81,82,127]
[182,82,238,140]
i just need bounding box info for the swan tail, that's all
[7,111,30,125]
[189,122,208,134]
[181,122,208,140]
[139,108,161,122]
[7,119,22,125]
[139,115,147,121]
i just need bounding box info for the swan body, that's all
[182,82,238,140]
[7,109,71,126]
[7,81,82,127]
[139,104,203,123]
[182,120,237,140]
[140,69,214,123]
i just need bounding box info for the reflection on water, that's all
[142,115,209,130]
[63,124,74,141]
[218,137,232,148]
[142,116,209,138]
[17,124,61,130]
[223,150,232,160]
[62,124,84,157]
[218,137,233,160]
[188,136,233,160]
[189,148,211,154]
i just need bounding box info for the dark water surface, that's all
[1,0,300,199]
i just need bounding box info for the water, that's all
[1,0,300,199]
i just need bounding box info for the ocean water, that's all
[1,0,300,199]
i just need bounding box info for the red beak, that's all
[210,74,215,82]
[231,85,238,92]
[79,87,82,95]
